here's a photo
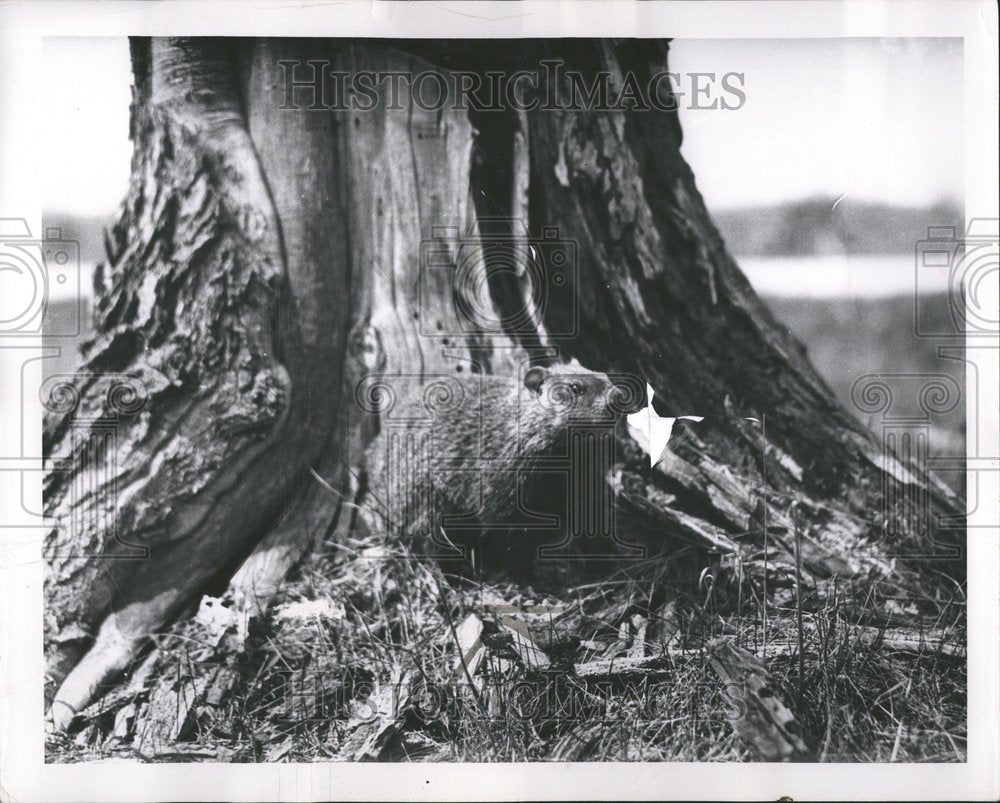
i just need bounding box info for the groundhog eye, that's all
[571,382,583,395]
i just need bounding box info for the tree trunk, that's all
[43,37,963,728]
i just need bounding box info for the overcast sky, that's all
[43,37,963,218]
[672,37,963,212]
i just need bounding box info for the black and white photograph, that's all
[1,1,997,800]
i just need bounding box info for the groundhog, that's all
[358,363,637,572]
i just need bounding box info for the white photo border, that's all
[1,1,997,800]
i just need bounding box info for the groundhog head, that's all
[523,363,637,422]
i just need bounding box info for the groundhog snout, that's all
[524,366,644,419]
[542,379,632,419]
[606,381,645,415]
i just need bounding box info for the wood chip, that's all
[707,638,806,761]
[338,666,413,761]
[450,613,485,682]
[629,614,648,658]
[499,616,551,670]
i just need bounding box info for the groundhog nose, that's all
[608,383,644,414]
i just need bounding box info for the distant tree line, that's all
[47,197,963,268]
[712,197,963,257]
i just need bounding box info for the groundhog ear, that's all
[524,366,547,393]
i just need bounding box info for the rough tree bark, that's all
[43,37,963,728]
